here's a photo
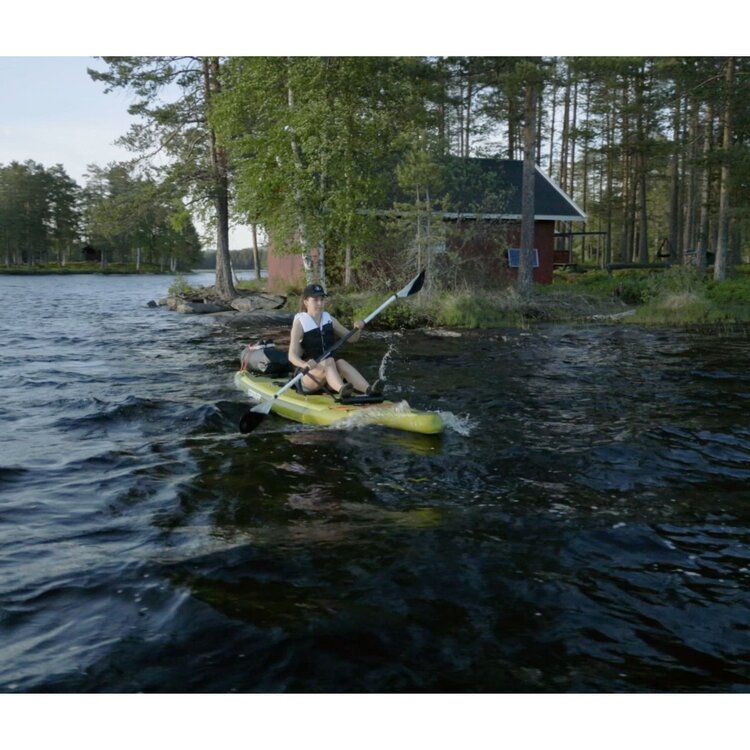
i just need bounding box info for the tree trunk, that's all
[619,84,633,263]
[464,74,472,158]
[620,153,631,263]
[344,245,352,287]
[518,83,537,298]
[635,69,649,264]
[569,80,578,198]
[425,184,432,289]
[637,152,648,264]
[580,78,591,261]
[714,57,735,282]
[559,72,571,191]
[251,223,261,280]
[318,229,327,290]
[415,184,422,271]
[698,104,713,273]
[204,57,236,300]
[667,84,682,263]
[682,103,699,255]
[507,95,516,160]
[605,110,614,268]
[286,69,314,284]
[547,60,558,172]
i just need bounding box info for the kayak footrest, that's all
[338,394,385,405]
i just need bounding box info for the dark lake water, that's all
[1,272,750,694]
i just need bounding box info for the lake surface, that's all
[1,272,749,693]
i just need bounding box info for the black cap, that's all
[303,283,327,298]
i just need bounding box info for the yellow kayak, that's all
[234,370,444,435]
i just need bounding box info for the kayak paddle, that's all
[239,269,425,434]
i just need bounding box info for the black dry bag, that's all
[240,340,292,376]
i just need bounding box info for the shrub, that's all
[641,266,702,302]
[705,274,750,322]
[235,278,267,293]
[167,273,195,297]
[439,291,521,328]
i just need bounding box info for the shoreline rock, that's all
[154,288,287,315]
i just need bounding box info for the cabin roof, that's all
[390,157,586,222]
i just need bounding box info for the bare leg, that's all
[322,357,347,392]
[336,358,369,393]
[302,357,345,393]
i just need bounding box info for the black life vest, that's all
[296,311,335,360]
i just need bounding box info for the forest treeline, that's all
[3,57,748,297]
[0,161,202,271]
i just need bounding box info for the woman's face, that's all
[305,295,326,313]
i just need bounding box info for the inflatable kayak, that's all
[234,370,443,435]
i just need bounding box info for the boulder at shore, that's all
[157,287,287,315]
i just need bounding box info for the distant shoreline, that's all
[0,266,220,276]
[0,270,176,276]
[0,265,264,275]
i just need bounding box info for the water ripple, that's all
[2,278,750,692]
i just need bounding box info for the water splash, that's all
[436,410,476,436]
[377,342,398,381]
[332,400,415,430]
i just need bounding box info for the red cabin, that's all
[267,158,585,289]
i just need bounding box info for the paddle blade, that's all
[251,397,275,414]
[239,397,274,433]
[239,409,266,433]
[399,269,425,298]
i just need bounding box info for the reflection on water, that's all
[1,274,750,692]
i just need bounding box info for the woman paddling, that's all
[287,283,383,399]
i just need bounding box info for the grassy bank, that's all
[551,265,750,326]
[173,265,750,330]
[318,266,750,330]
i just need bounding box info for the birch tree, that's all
[212,56,423,286]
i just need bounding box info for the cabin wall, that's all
[266,241,315,292]
[446,219,555,285]
[267,219,557,289]
[505,220,555,285]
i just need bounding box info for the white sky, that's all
[0,56,257,249]
[0,57,137,184]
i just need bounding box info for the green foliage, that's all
[705,268,750,321]
[286,263,750,330]
[439,292,523,327]
[640,266,702,301]
[167,273,196,297]
[235,278,266,293]
[329,288,527,329]
[326,292,430,329]
[9,56,750,299]
[82,164,202,270]
[211,56,432,272]
[556,269,648,304]
[553,264,750,326]
[89,56,236,298]
[631,293,715,325]
[0,160,80,266]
